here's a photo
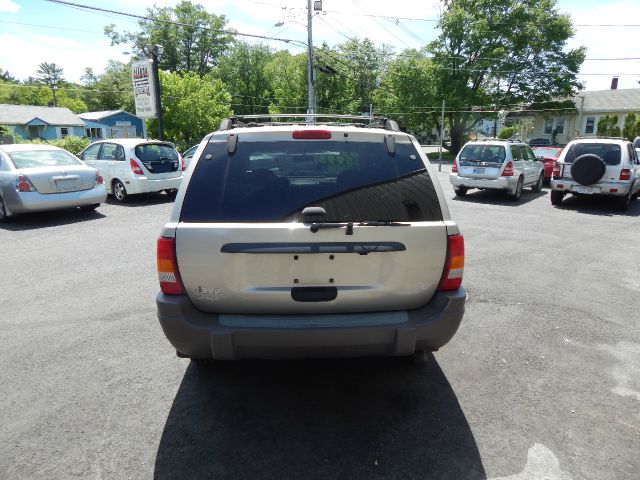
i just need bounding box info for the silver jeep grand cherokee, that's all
[156,115,466,362]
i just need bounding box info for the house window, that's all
[555,118,565,135]
[544,118,553,134]
[85,127,102,138]
[60,127,69,138]
[585,117,595,134]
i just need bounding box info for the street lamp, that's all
[151,44,164,140]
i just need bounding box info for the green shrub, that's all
[13,135,90,155]
[498,127,514,139]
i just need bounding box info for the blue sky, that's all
[1,0,638,92]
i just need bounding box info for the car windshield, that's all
[532,148,561,157]
[458,144,506,165]
[180,139,442,223]
[564,143,621,165]
[8,149,82,169]
[135,143,179,161]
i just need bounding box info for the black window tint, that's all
[180,139,442,223]
[458,144,506,165]
[564,143,621,165]
[135,143,179,161]
[524,147,536,161]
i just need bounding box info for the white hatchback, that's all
[79,139,183,202]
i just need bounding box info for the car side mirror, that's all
[536,156,544,162]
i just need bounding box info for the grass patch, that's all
[425,151,456,163]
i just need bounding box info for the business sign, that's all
[115,121,131,126]
[131,59,157,119]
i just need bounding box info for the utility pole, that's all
[151,45,164,140]
[306,0,315,119]
[438,99,445,172]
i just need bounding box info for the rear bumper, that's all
[450,174,516,192]
[551,179,632,196]
[156,288,466,360]
[125,175,183,194]
[7,185,107,214]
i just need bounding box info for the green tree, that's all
[597,115,620,136]
[622,113,638,141]
[105,1,232,76]
[81,60,135,112]
[35,62,65,106]
[264,51,307,113]
[216,41,274,115]
[373,49,436,137]
[152,71,232,150]
[428,0,585,154]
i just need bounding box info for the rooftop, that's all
[0,104,85,126]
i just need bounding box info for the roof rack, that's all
[217,114,401,132]
[574,135,626,141]
[477,137,522,143]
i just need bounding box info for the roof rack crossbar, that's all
[217,114,401,132]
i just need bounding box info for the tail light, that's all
[130,158,144,175]
[438,234,464,291]
[501,162,513,177]
[95,171,104,185]
[292,130,331,139]
[157,237,185,295]
[552,163,560,178]
[16,175,35,192]
[181,157,186,171]
[452,160,458,173]
[620,169,631,181]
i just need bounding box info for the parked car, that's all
[550,138,640,210]
[0,144,106,221]
[79,139,183,202]
[529,138,552,147]
[450,140,545,200]
[531,146,563,182]
[156,115,466,362]
[181,144,198,168]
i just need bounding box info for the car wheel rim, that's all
[115,183,124,200]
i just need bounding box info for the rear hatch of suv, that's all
[134,142,181,179]
[557,142,624,188]
[173,128,449,315]
[456,143,508,179]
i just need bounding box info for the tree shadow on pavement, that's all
[154,356,486,480]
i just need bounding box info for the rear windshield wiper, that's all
[310,221,410,235]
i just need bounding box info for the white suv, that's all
[79,139,183,202]
[550,138,640,211]
[156,115,466,362]
[450,140,544,200]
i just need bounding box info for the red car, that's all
[531,146,563,180]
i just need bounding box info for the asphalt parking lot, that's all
[1,165,639,480]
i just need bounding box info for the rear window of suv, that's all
[180,138,442,223]
[458,144,506,165]
[564,143,621,165]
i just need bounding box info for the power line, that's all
[43,0,304,45]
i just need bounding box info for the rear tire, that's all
[0,194,11,222]
[79,203,100,212]
[531,173,544,193]
[508,177,523,201]
[550,190,564,206]
[164,189,178,198]
[616,191,631,211]
[112,180,128,203]
[454,186,468,196]
[411,350,429,365]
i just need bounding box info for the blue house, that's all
[78,110,145,141]
[0,104,85,140]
